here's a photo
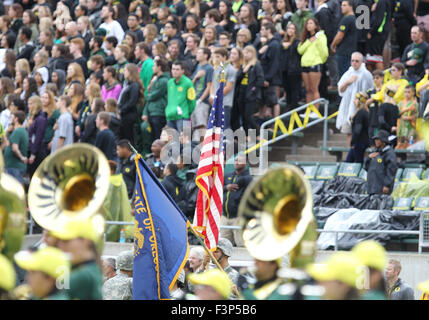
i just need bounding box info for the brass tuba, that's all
[0,151,27,261]
[28,143,110,238]
[238,164,318,268]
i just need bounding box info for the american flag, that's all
[192,72,225,251]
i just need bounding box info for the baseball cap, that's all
[352,240,387,271]
[372,129,390,143]
[188,269,232,299]
[0,254,16,291]
[49,218,99,243]
[14,246,70,279]
[306,251,364,288]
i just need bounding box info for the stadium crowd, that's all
[1,0,429,301]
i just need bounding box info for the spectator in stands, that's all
[127,13,144,43]
[161,163,184,203]
[191,47,213,142]
[177,168,198,219]
[298,18,329,112]
[27,95,47,178]
[336,52,374,146]
[232,45,264,138]
[346,92,369,163]
[99,5,125,44]
[102,257,117,283]
[166,61,196,133]
[237,4,259,42]
[81,97,105,145]
[117,63,144,144]
[366,0,392,71]
[393,0,417,56]
[280,22,302,111]
[396,85,418,149]
[101,66,122,101]
[163,21,184,53]
[401,26,429,85]
[363,129,398,195]
[330,0,357,78]
[145,139,166,171]
[258,22,282,119]
[113,44,130,84]
[235,28,252,50]
[183,34,200,75]
[366,69,384,146]
[2,110,28,184]
[116,139,136,200]
[142,57,170,142]
[50,95,74,154]
[95,111,117,161]
[375,63,409,104]
[16,27,35,62]
[89,35,106,58]
[222,153,252,247]
[290,0,313,34]
[385,259,415,300]
[135,42,154,96]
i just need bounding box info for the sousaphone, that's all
[28,143,110,238]
[238,164,318,268]
[0,151,27,261]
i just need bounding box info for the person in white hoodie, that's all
[336,52,374,146]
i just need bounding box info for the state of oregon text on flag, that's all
[133,155,189,300]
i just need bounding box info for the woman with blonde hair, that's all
[39,17,54,33]
[144,24,159,48]
[76,82,101,139]
[200,25,217,49]
[345,92,370,163]
[16,58,31,75]
[41,90,60,154]
[68,82,85,122]
[14,69,28,96]
[27,95,48,177]
[152,42,167,59]
[65,62,85,94]
[38,6,52,19]
[229,47,243,71]
[231,45,264,137]
[235,28,252,49]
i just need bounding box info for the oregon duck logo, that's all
[377,158,382,163]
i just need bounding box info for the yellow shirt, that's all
[416,75,429,98]
[374,78,410,104]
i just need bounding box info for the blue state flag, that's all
[133,155,190,300]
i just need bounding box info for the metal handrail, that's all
[259,98,330,173]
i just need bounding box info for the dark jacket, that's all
[143,72,170,118]
[401,41,429,79]
[369,0,392,36]
[315,4,336,45]
[387,278,415,300]
[16,42,35,61]
[223,168,252,219]
[280,39,302,75]
[234,62,265,103]
[161,174,184,203]
[259,37,282,86]
[118,81,140,117]
[28,111,48,156]
[364,145,398,194]
[80,113,98,145]
[116,155,136,199]
[350,109,369,146]
[378,102,399,133]
[393,0,417,26]
[177,170,199,220]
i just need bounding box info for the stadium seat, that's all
[337,162,362,177]
[288,161,319,180]
[315,163,339,180]
[358,168,367,180]
[395,168,403,182]
[413,197,429,211]
[392,197,414,210]
[401,167,424,181]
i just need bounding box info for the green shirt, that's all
[165,75,196,121]
[67,261,103,300]
[139,58,154,96]
[4,127,28,170]
[44,109,61,145]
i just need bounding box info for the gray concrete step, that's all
[285,154,338,162]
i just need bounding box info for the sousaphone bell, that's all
[28,143,110,238]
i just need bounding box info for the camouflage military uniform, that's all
[224,265,239,300]
[102,273,133,300]
[102,250,133,300]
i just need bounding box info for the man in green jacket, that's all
[165,61,196,133]
[142,58,170,141]
[136,42,154,97]
[290,0,314,34]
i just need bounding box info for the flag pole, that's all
[188,225,242,299]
